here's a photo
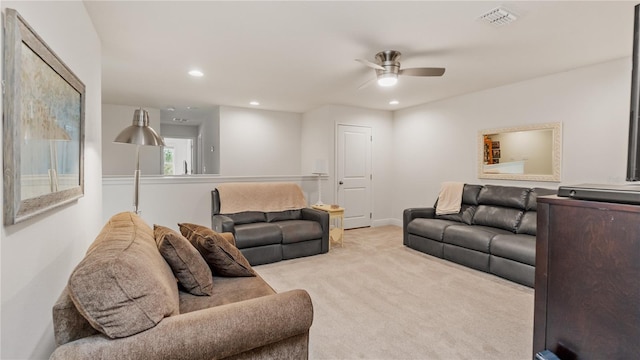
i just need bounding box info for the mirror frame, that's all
[478,122,562,182]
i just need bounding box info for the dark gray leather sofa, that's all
[403,184,555,287]
[211,189,329,266]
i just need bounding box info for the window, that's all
[163,137,193,175]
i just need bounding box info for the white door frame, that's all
[335,123,373,229]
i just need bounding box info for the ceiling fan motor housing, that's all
[375,50,401,75]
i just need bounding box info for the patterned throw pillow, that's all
[179,223,256,277]
[154,225,213,296]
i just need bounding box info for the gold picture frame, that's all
[3,9,85,225]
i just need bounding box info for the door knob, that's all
[339,181,344,185]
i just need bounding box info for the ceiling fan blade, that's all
[357,76,377,90]
[399,67,446,77]
[355,58,384,71]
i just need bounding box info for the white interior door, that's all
[337,124,372,229]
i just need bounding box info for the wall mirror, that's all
[478,122,562,182]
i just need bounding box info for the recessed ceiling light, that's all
[249,101,260,106]
[389,100,399,105]
[188,70,204,77]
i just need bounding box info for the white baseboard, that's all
[372,218,402,227]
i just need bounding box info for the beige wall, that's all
[301,104,395,225]
[392,58,630,217]
[102,104,162,175]
[219,106,302,176]
[1,2,103,358]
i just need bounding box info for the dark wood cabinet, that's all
[534,196,640,359]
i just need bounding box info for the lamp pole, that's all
[134,145,141,214]
[114,108,165,215]
[313,172,324,206]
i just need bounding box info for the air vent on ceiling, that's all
[479,6,518,27]
[172,118,189,123]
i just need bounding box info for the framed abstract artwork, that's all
[3,9,85,225]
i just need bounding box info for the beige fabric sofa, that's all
[50,212,313,359]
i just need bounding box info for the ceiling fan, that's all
[356,50,445,88]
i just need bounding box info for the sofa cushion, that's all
[68,212,180,339]
[225,211,266,225]
[489,255,535,287]
[266,209,302,222]
[435,204,477,225]
[477,185,530,209]
[490,234,536,266]
[516,211,537,236]
[179,223,256,277]
[154,225,214,296]
[179,275,276,314]
[234,222,282,248]
[240,245,283,266]
[276,220,323,244]
[52,288,99,346]
[407,218,460,241]
[443,224,510,252]
[473,205,524,233]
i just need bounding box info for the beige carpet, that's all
[255,226,534,360]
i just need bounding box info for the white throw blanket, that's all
[435,182,465,215]
[217,182,307,214]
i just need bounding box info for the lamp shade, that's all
[114,108,165,146]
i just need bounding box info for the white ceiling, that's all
[84,1,637,114]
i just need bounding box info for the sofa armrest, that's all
[301,208,330,253]
[403,208,435,245]
[50,289,313,360]
[212,214,235,233]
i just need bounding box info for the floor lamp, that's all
[312,159,328,206]
[114,108,165,214]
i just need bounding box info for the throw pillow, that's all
[154,225,214,296]
[179,223,256,277]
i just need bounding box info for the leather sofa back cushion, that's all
[266,209,302,222]
[68,212,180,339]
[462,184,483,206]
[477,185,530,209]
[526,188,557,211]
[433,185,482,208]
[226,211,266,225]
[473,205,523,232]
[516,211,537,235]
[435,204,477,225]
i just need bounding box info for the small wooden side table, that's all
[311,204,344,248]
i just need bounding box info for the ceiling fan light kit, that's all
[356,50,445,88]
[377,73,398,87]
